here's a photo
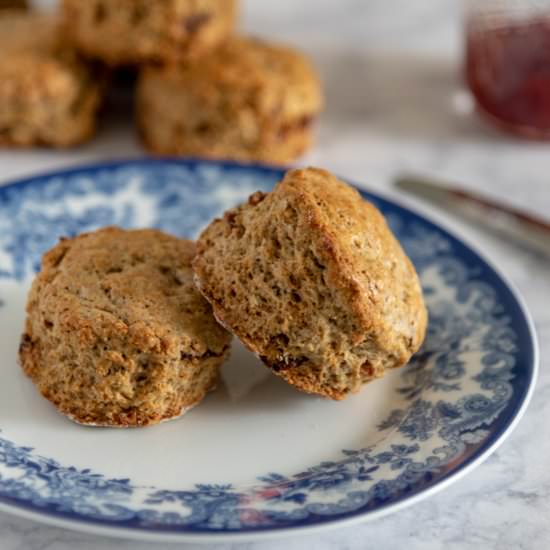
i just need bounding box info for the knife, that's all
[394,175,550,259]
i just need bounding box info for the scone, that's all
[19,227,231,427]
[137,36,323,164]
[62,0,238,65]
[0,11,102,147]
[193,168,427,400]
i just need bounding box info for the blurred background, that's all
[7,0,543,224]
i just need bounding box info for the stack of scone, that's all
[20,168,427,427]
[0,0,324,163]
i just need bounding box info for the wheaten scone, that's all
[0,11,102,147]
[62,0,238,65]
[20,227,231,427]
[194,168,427,400]
[137,37,323,164]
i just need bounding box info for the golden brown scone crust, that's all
[62,0,238,65]
[137,36,323,164]
[20,227,231,427]
[193,168,427,400]
[0,11,102,147]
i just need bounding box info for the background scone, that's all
[137,36,323,164]
[0,10,102,147]
[194,168,427,400]
[62,0,238,65]
[20,227,231,427]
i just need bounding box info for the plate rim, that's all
[0,157,539,543]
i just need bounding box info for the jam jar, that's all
[465,0,550,139]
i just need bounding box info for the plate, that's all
[0,159,538,543]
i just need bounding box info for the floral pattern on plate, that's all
[0,159,536,537]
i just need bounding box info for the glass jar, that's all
[465,0,550,139]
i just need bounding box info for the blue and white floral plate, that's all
[0,159,538,543]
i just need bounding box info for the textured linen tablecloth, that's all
[0,1,549,549]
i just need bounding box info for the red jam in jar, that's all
[466,16,550,139]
